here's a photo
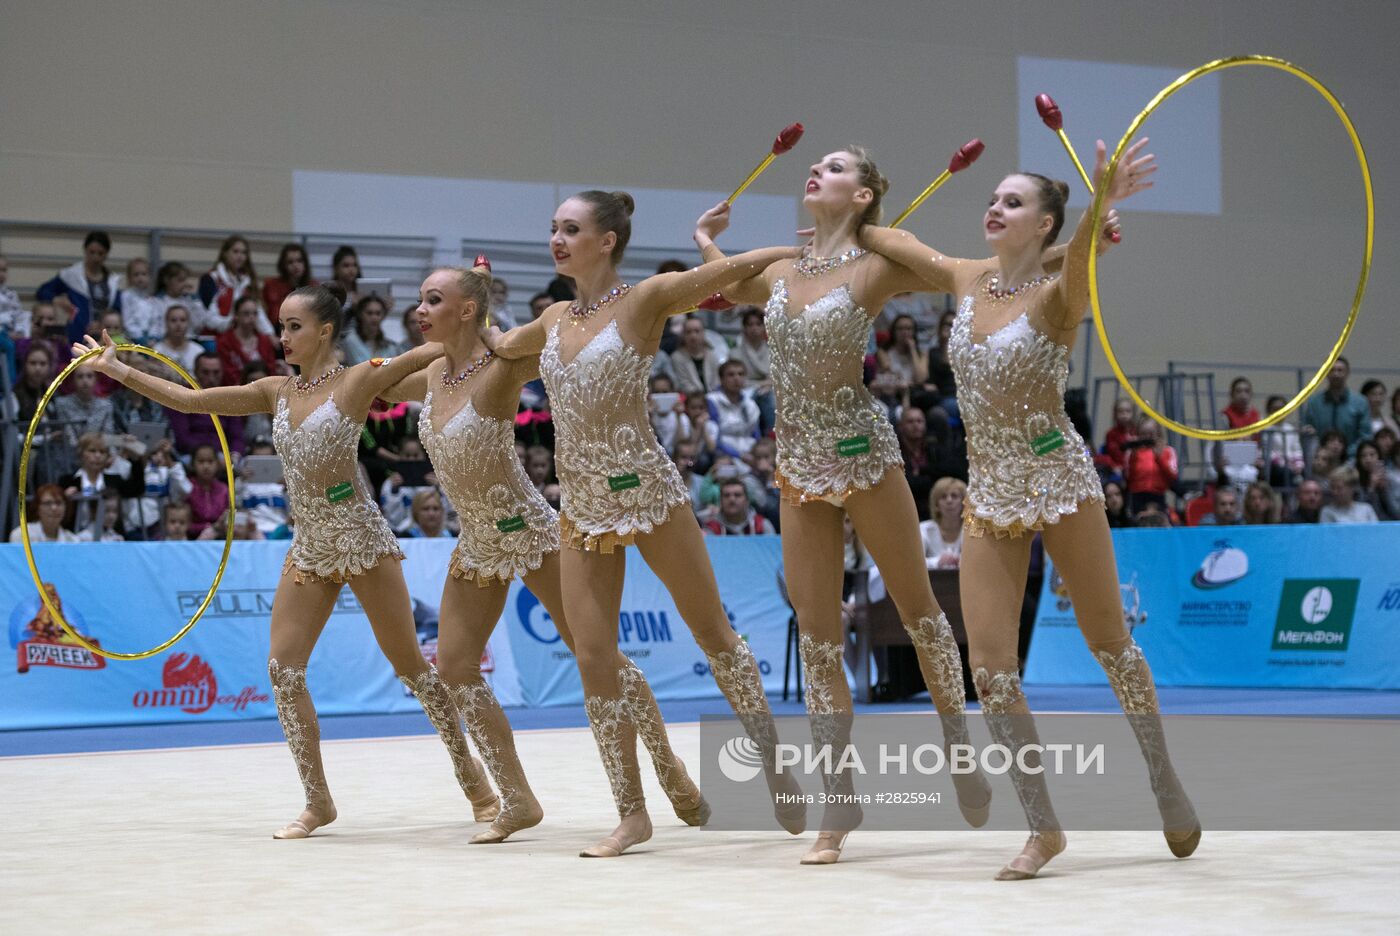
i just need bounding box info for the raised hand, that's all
[71,330,120,376]
[1095,137,1156,205]
[695,201,731,242]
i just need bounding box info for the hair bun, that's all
[611,191,636,217]
[1054,180,1071,201]
[323,281,348,306]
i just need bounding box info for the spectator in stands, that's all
[897,405,940,520]
[1097,398,1139,480]
[730,307,776,435]
[541,482,561,511]
[36,230,122,341]
[1198,485,1242,526]
[681,391,717,474]
[118,258,164,345]
[341,294,402,365]
[1361,379,1398,438]
[262,244,314,327]
[0,252,25,337]
[239,437,289,536]
[151,304,203,375]
[1322,465,1378,523]
[877,314,938,413]
[330,245,362,309]
[216,294,282,385]
[1260,393,1305,485]
[168,353,245,456]
[1133,503,1172,528]
[748,437,782,529]
[1123,416,1176,514]
[10,484,79,543]
[404,488,451,538]
[703,477,772,535]
[160,500,192,542]
[1288,479,1325,524]
[920,476,965,568]
[185,443,229,538]
[647,374,689,454]
[197,508,265,541]
[1311,429,1347,480]
[359,396,415,493]
[524,445,555,493]
[869,366,905,422]
[1242,481,1281,525]
[124,436,188,538]
[1103,479,1133,528]
[197,235,271,335]
[60,431,144,533]
[75,489,125,542]
[926,309,959,420]
[708,360,761,460]
[50,365,115,443]
[1374,426,1396,464]
[111,354,170,434]
[1301,356,1370,456]
[1354,439,1397,521]
[400,304,425,349]
[674,438,706,516]
[487,277,518,330]
[670,315,721,396]
[154,261,201,325]
[1221,377,1260,435]
[10,343,54,426]
[529,292,553,320]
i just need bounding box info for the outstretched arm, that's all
[378,368,431,405]
[856,227,982,296]
[341,342,444,411]
[73,332,274,416]
[691,201,775,306]
[630,245,797,329]
[1049,137,1154,329]
[483,309,554,360]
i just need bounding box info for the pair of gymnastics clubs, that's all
[697,127,984,310]
[1035,93,1121,242]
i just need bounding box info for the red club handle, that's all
[473,253,491,270]
[772,122,805,155]
[697,292,734,312]
[1035,94,1063,131]
[948,138,985,174]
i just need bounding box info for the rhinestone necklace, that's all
[568,283,632,326]
[794,247,865,278]
[440,349,495,390]
[985,272,1058,301]
[293,364,345,394]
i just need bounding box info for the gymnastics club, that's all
[729,122,806,202]
[1036,93,1120,241]
[888,138,985,229]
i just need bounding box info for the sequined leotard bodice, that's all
[765,279,903,504]
[272,391,403,582]
[947,295,1102,536]
[419,388,559,585]
[539,318,689,551]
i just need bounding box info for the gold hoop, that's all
[1089,55,1373,441]
[18,345,237,660]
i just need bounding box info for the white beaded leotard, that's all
[947,295,1102,537]
[419,388,559,585]
[539,318,689,551]
[272,390,404,582]
[765,279,903,505]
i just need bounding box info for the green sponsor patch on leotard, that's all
[608,473,641,491]
[1031,429,1066,457]
[495,514,527,533]
[836,435,871,457]
[325,481,354,503]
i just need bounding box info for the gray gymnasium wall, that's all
[2,0,1395,407]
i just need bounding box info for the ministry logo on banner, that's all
[1272,579,1359,652]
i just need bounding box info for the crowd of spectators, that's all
[6,236,1398,547]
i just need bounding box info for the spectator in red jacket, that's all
[1123,416,1177,515]
[1222,376,1260,437]
[1096,397,1139,479]
[261,243,315,327]
[703,478,772,535]
[216,294,283,385]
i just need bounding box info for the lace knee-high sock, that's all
[400,667,500,822]
[268,659,336,839]
[447,678,544,843]
[616,659,709,826]
[798,634,860,864]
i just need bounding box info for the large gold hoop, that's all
[18,345,237,660]
[1089,55,1373,440]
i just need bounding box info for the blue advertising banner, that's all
[1,536,790,729]
[1025,525,1400,690]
